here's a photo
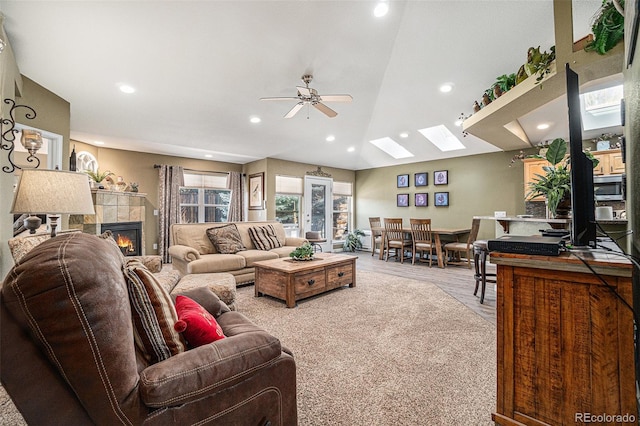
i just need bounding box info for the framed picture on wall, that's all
[397,193,409,207]
[249,172,264,210]
[414,172,428,187]
[434,192,449,207]
[415,193,428,207]
[434,170,448,185]
[397,174,409,188]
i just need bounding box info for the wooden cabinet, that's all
[592,149,625,175]
[523,158,550,201]
[524,149,624,199]
[490,252,636,426]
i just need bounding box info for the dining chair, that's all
[368,217,383,257]
[409,218,435,266]
[443,217,481,268]
[383,218,412,263]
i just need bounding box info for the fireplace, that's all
[101,222,142,257]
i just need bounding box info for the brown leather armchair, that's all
[1,232,297,425]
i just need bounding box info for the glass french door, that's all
[304,176,332,252]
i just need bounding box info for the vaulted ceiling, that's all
[0,1,602,170]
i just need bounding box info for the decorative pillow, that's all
[206,224,246,254]
[248,224,283,251]
[174,295,226,347]
[123,259,186,363]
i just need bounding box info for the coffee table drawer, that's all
[294,270,326,296]
[326,263,354,290]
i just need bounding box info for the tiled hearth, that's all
[70,189,147,255]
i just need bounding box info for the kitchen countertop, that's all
[474,215,627,234]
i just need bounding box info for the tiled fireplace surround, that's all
[70,189,146,255]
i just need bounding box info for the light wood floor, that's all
[350,249,497,325]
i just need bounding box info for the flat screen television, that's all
[565,64,596,248]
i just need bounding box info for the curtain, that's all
[158,165,184,263]
[227,171,244,222]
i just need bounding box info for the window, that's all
[275,175,303,237]
[179,172,231,223]
[332,181,353,241]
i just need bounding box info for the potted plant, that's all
[84,169,114,188]
[290,242,315,261]
[342,229,365,252]
[585,0,625,55]
[526,138,599,218]
[526,138,571,217]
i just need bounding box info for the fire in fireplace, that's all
[101,222,142,256]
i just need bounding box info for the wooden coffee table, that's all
[254,252,356,308]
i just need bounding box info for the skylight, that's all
[580,84,623,130]
[369,137,414,159]
[417,125,466,151]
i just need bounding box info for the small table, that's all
[254,253,356,308]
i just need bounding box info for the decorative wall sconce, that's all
[1,98,39,173]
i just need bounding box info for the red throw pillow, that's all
[174,295,226,347]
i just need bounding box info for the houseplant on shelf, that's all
[84,169,114,189]
[585,0,625,55]
[526,138,598,218]
[342,229,365,252]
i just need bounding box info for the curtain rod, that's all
[153,164,230,174]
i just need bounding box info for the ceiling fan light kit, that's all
[261,74,352,119]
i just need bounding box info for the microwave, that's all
[594,174,625,201]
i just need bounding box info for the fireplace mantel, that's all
[70,189,147,255]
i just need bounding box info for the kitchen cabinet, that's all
[523,158,550,201]
[524,149,624,200]
[592,149,625,175]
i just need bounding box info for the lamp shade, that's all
[11,169,95,215]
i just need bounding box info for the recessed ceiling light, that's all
[94,141,105,145]
[537,123,550,130]
[418,125,466,152]
[326,135,336,142]
[373,1,389,17]
[347,146,356,153]
[250,116,261,124]
[454,119,463,127]
[204,154,213,158]
[399,132,409,138]
[118,84,136,94]
[439,83,454,93]
[369,137,414,159]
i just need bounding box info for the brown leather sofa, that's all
[1,232,297,425]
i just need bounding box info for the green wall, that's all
[355,150,527,241]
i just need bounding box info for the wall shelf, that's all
[462,0,624,151]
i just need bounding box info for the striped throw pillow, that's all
[248,224,283,251]
[124,259,186,364]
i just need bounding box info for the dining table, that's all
[372,226,471,268]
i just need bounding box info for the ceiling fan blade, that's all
[260,97,300,101]
[284,102,304,118]
[296,86,311,97]
[319,94,353,103]
[313,102,338,118]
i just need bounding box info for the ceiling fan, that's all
[261,74,352,118]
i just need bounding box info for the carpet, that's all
[0,270,496,425]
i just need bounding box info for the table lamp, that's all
[11,169,95,237]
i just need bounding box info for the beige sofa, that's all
[169,221,307,284]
